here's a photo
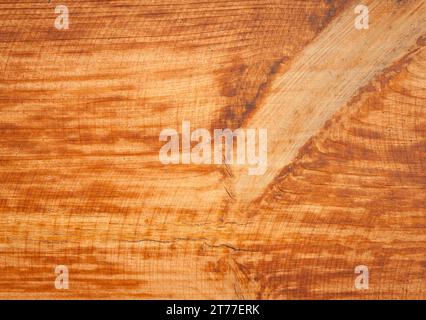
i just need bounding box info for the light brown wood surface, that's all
[0,0,425,299]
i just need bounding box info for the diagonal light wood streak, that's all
[231,0,426,208]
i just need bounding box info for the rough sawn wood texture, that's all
[0,0,425,299]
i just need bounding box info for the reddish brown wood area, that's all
[0,0,425,299]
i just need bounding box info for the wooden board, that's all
[0,0,425,299]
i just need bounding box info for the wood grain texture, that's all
[0,0,425,299]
